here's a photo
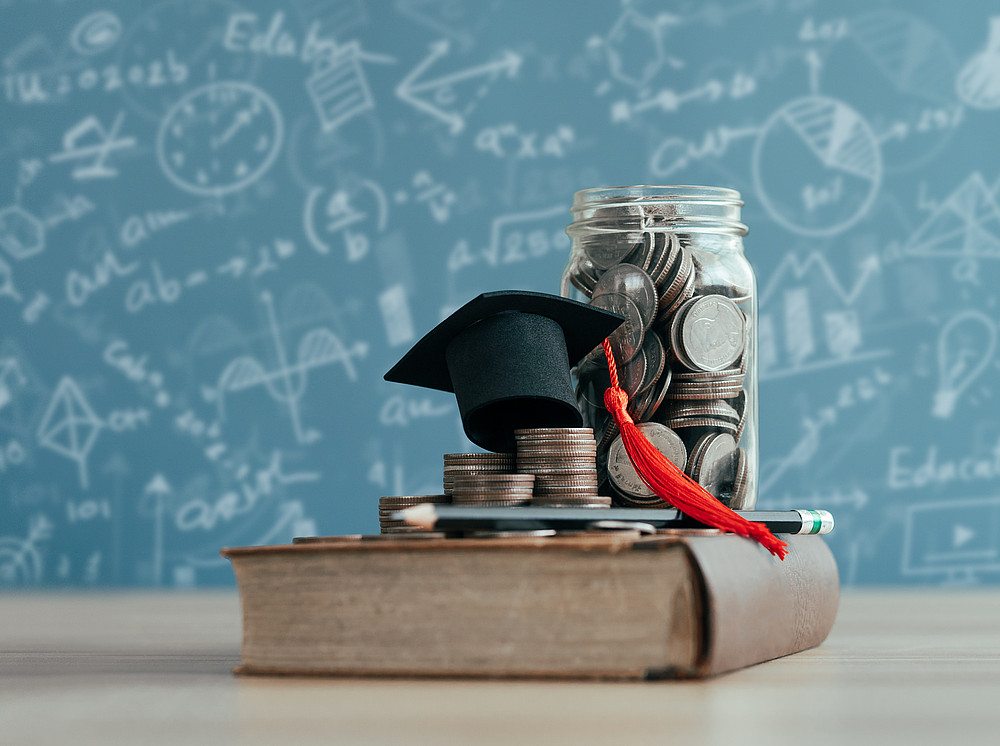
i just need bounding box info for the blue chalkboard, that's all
[2,0,999,586]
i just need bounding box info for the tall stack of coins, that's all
[379,494,450,534]
[514,428,611,508]
[451,473,535,506]
[442,452,516,496]
[564,186,757,510]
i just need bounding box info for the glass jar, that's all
[562,185,758,511]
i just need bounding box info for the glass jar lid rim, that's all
[571,185,743,208]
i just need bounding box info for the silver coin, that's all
[378,494,450,506]
[569,253,601,297]
[693,249,754,302]
[733,388,748,442]
[663,268,697,320]
[662,399,739,422]
[687,432,738,498]
[636,333,665,396]
[620,231,656,272]
[451,497,533,506]
[531,498,612,509]
[652,232,682,289]
[588,291,645,364]
[668,298,698,370]
[514,427,595,437]
[679,294,747,372]
[647,232,675,287]
[626,383,656,422]
[728,447,751,509]
[581,230,646,270]
[656,245,694,318]
[607,422,687,499]
[616,342,647,397]
[592,263,658,331]
[663,415,738,435]
[642,364,673,420]
[672,365,744,382]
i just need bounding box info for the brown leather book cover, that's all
[224,532,838,679]
[680,533,840,676]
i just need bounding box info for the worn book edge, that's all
[224,533,838,679]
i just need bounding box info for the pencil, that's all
[393,504,834,535]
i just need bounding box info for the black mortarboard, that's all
[384,290,624,452]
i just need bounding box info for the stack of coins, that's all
[378,494,450,534]
[567,230,751,508]
[442,452,516,496]
[451,473,534,506]
[514,428,611,508]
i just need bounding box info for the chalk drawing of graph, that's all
[208,291,368,443]
[753,95,881,237]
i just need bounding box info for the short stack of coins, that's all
[513,427,611,508]
[567,228,752,509]
[378,494,451,534]
[442,452,516,496]
[451,473,534,506]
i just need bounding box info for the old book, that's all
[223,531,839,679]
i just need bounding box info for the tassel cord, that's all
[601,338,788,559]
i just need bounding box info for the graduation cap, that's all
[384,290,625,452]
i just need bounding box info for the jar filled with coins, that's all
[561,185,758,511]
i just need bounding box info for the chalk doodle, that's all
[69,11,123,56]
[306,51,375,133]
[931,310,997,419]
[753,95,882,236]
[303,179,388,259]
[0,205,45,260]
[0,514,53,585]
[396,40,522,134]
[205,290,368,443]
[48,112,137,180]
[157,81,283,197]
[36,377,103,489]
[902,496,1000,583]
[957,17,1000,110]
[587,5,682,90]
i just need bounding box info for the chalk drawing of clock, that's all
[157,81,284,197]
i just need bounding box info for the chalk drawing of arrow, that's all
[395,39,522,134]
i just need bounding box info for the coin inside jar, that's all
[591,263,658,331]
[677,294,746,372]
[686,432,739,498]
[607,422,687,499]
[579,228,645,270]
[588,291,645,364]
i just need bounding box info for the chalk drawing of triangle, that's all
[906,173,1000,257]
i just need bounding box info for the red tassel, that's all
[601,338,788,559]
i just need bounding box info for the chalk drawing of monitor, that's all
[902,496,1000,583]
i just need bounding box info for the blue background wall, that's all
[2,0,999,587]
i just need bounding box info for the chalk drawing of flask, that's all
[957,17,1000,109]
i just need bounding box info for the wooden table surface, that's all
[2,589,999,745]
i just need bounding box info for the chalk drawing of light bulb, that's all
[957,17,1000,109]
[932,310,997,419]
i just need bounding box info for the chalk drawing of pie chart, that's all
[752,95,882,237]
